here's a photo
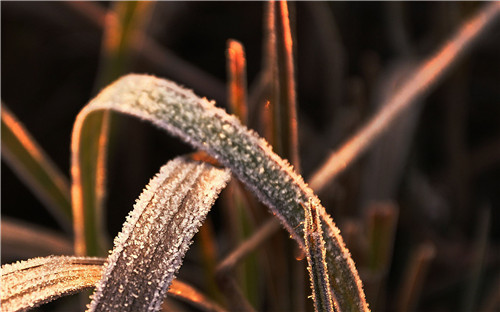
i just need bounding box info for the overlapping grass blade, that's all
[303,200,335,312]
[1,104,72,231]
[72,74,368,311]
[1,256,227,312]
[265,0,300,170]
[72,1,153,257]
[87,156,230,311]
[0,256,104,312]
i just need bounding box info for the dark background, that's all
[2,2,500,311]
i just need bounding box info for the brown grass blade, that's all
[227,39,248,124]
[87,156,230,311]
[1,256,227,312]
[1,256,104,312]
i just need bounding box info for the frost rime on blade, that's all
[87,157,230,311]
[73,74,368,311]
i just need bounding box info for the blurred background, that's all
[2,2,500,311]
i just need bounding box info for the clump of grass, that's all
[2,2,500,312]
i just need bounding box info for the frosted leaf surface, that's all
[74,74,368,311]
[1,256,104,312]
[87,156,230,312]
[304,200,336,312]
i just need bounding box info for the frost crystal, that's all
[87,156,230,311]
[1,256,104,311]
[75,74,368,311]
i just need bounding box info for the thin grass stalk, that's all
[227,39,248,125]
[1,104,72,231]
[303,200,335,312]
[71,74,369,311]
[309,2,500,193]
[72,1,153,257]
[461,207,491,312]
[396,243,436,312]
[63,1,226,104]
[225,38,261,307]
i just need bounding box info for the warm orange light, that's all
[227,39,248,124]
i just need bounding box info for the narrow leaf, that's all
[265,0,300,170]
[73,1,153,257]
[1,256,227,312]
[1,104,72,231]
[87,156,231,311]
[226,39,248,124]
[303,200,335,312]
[1,256,104,312]
[72,74,368,311]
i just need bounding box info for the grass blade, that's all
[227,39,248,125]
[72,74,368,311]
[72,2,153,257]
[168,280,228,312]
[1,255,227,312]
[265,0,300,170]
[87,156,231,311]
[95,1,153,88]
[0,256,104,312]
[303,200,335,312]
[1,103,72,231]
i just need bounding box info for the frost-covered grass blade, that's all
[0,256,104,312]
[72,74,368,311]
[87,156,230,311]
[303,200,335,312]
[1,255,228,312]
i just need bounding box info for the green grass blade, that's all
[88,156,231,311]
[72,74,369,311]
[265,0,300,170]
[303,200,335,312]
[72,2,153,257]
[1,104,72,231]
[94,1,153,88]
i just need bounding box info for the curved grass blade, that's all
[0,256,104,312]
[1,256,227,312]
[72,74,368,311]
[87,156,231,311]
[303,200,335,312]
[1,103,72,231]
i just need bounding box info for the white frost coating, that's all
[1,256,104,311]
[87,156,230,312]
[304,200,336,312]
[75,74,368,311]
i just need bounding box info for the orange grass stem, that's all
[309,2,500,193]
